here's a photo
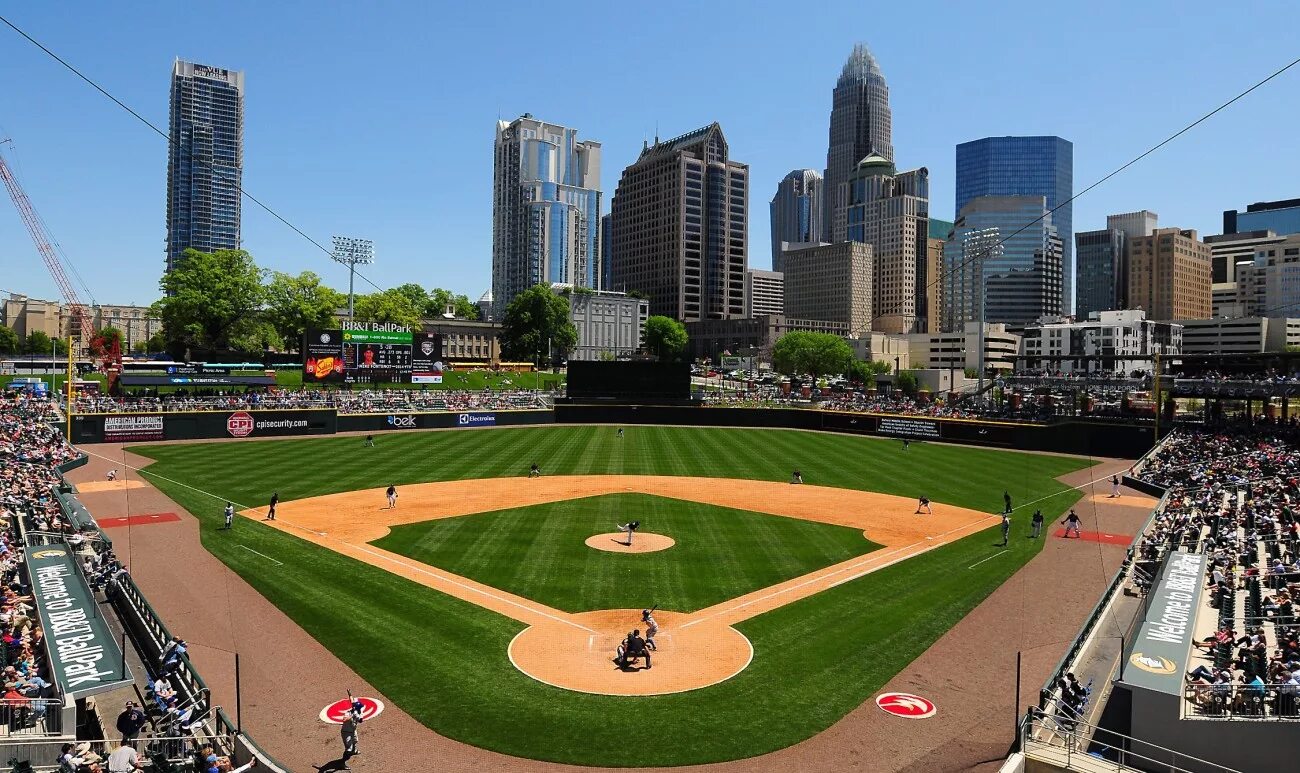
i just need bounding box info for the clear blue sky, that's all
[1,0,1297,307]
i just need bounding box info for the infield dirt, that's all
[241,475,997,695]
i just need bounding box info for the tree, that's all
[131,340,148,355]
[24,330,53,355]
[145,331,167,355]
[265,271,346,351]
[771,332,854,381]
[392,283,432,316]
[643,315,688,361]
[227,318,281,355]
[896,370,919,395]
[848,359,890,386]
[154,248,266,352]
[426,287,479,319]
[0,325,19,355]
[498,284,578,364]
[352,289,422,329]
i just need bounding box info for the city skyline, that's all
[0,2,1297,306]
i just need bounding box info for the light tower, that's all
[331,236,374,322]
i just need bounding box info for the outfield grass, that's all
[375,493,881,613]
[131,426,1092,766]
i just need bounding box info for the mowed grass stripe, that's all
[131,425,1091,766]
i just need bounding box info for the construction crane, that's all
[0,140,121,391]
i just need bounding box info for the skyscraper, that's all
[1075,211,1158,318]
[843,155,929,334]
[166,60,244,273]
[492,114,602,315]
[609,123,748,321]
[824,43,893,243]
[1223,198,1300,236]
[942,195,1062,330]
[769,170,823,270]
[1126,228,1211,321]
[955,136,1073,312]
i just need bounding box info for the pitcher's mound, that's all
[585,533,675,553]
[508,609,752,696]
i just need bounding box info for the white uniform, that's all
[1111,476,1121,497]
[107,469,117,481]
[617,523,634,545]
[224,504,234,528]
[643,614,659,649]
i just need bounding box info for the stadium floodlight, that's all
[331,236,375,322]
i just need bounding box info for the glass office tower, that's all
[166,60,244,273]
[955,136,1072,312]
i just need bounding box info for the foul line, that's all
[341,541,596,634]
[238,545,284,566]
[682,514,997,628]
[967,552,1007,570]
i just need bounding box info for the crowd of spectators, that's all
[70,387,549,415]
[1133,423,1300,718]
[0,393,67,733]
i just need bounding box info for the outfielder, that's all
[223,502,234,530]
[641,608,659,651]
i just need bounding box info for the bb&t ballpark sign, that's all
[1121,551,1205,695]
[25,546,131,698]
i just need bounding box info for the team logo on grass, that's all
[31,548,66,559]
[1129,652,1176,674]
[875,692,936,719]
[319,697,385,724]
[227,411,255,438]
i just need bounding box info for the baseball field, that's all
[128,425,1093,766]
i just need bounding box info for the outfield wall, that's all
[554,405,1158,458]
[68,404,1155,457]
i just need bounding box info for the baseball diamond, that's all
[59,423,1151,770]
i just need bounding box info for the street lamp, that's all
[331,236,375,322]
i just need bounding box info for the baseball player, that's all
[1110,475,1121,498]
[791,469,804,484]
[641,608,659,651]
[386,484,398,509]
[999,512,1011,547]
[364,434,375,448]
[1031,509,1044,538]
[106,469,118,482]
[915,495,932,515]
[1062,509,1082,538]
[616,520,640,546]
[1003,490,1013,514]
[614,629,651,670]
[528,463,541,478]
[340,700,362,767]
[617,428,624,438]
[223,502,234,530]
[265,492,278,521]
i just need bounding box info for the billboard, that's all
[102,414,165,442]
[303,326,438,384]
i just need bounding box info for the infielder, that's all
[386,484,398,509]
[616,520,640,546]
[1110,475,1121,498]
[1062,509,1082,538]
[223,503,234,530]
[915,495,932,515]
[791,469,804,484]
[528,463,541,478]
[641,608,659,651]
[266,492,278,521]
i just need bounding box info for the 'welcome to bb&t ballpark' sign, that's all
[26,546,131,697]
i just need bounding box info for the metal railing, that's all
[1022,708,1242,773]
[1184,683,1300,720]
[0,698,63,737]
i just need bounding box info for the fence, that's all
[1185,683,1300,720]
[1021,708,1242,773]
[0,699,62,738]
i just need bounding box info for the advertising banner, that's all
[457,412,497,427]
[1121,552,1205,695]
[411,333,444,384]
[877,417,942,440]
[102,414,165,442]
[25,545,131,698]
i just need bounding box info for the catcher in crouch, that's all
[614,629,651,670]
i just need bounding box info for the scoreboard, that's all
[303,328,441,384]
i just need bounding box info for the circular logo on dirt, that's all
[1129,652,1176,674]
[227,411,255,438]
[875,692,936,719]
[319,697,384,724]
